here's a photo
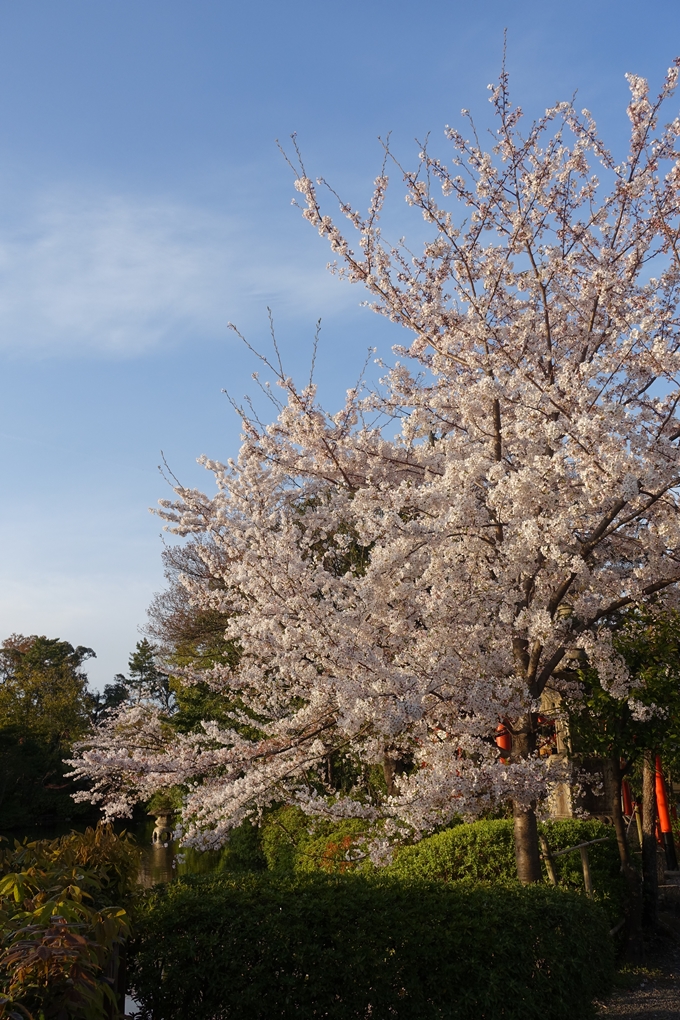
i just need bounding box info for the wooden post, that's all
[539,835,557,886]
[642,753,658,929]
[634,803,644,850]
[116,939,127,1017]
[579,846,593,897]
[622,779,633,817]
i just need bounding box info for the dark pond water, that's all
[134,817,228,886]
[1,816,225,887]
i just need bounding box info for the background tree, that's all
[145,539,240,732]
[111,639,173,712]
[566,609,680,780]
[0,634,94,741]
[89,680,129,725]
[0,635,97,828]
[71,65,680,883]
[564,607,680,932]
[147,539,236,670]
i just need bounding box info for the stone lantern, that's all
[148,808,175,845]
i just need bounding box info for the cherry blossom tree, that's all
[70,64,680,883]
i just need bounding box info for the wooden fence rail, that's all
[539,835,612,898]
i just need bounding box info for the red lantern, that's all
[495,723,511,764]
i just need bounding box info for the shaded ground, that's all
[597,917,680,1019]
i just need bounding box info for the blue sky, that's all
[1,0,678,687]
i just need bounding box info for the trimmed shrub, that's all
[129,872,614,1020]
[388,818,626,923]
[389,819,516,883]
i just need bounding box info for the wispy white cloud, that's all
[0,188,348,356]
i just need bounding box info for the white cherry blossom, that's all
[70,65,680,880]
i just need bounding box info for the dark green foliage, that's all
[129,872,614,1020]
[388,818,626,924]
[0,635,99,829]
[0,728,96,829]
[89,680,128,723]
[169,679,236,734]
[566,608,680,774]
[178,819,268,877]
[217,819,267,872]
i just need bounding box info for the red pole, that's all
[496,723,511,764]
[621,779,633,817]
[655,755,678,870]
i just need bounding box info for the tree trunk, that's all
[642,753,658,930]
[602,759,631,869]
[603,757,643,960]
[383,755,397,798]
[513,802,542,883]
[511,716,542,883]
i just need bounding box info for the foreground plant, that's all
[71,63,680,882]
[0,827,137,1019]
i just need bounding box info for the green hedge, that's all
[388,819,516,882]
[388,818,626,923]
[129,872,614,1020]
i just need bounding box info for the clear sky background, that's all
[0,0,678,688]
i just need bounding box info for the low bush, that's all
[389,818,516,883]
[389,817,626,923]
[0,824,139,1019]
[129,871,614,1020]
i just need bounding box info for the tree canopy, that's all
[70,64,680,879]
[0,634,96,827]
[0,634,94,744]
[567,608,680,773]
